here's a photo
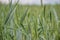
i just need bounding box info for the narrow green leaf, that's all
[20,8,28,23]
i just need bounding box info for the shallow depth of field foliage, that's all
[0,1,60,40]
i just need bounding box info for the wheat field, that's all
[0,1,60,40]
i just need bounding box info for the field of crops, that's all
[0,2,60,40]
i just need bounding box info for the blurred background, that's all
[0,0,60,5]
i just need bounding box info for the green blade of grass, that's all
[20,8,28,23]
[4,0,19,25]
[19,8,29,33]
[49,11,52,22]
[43,5,46,18]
